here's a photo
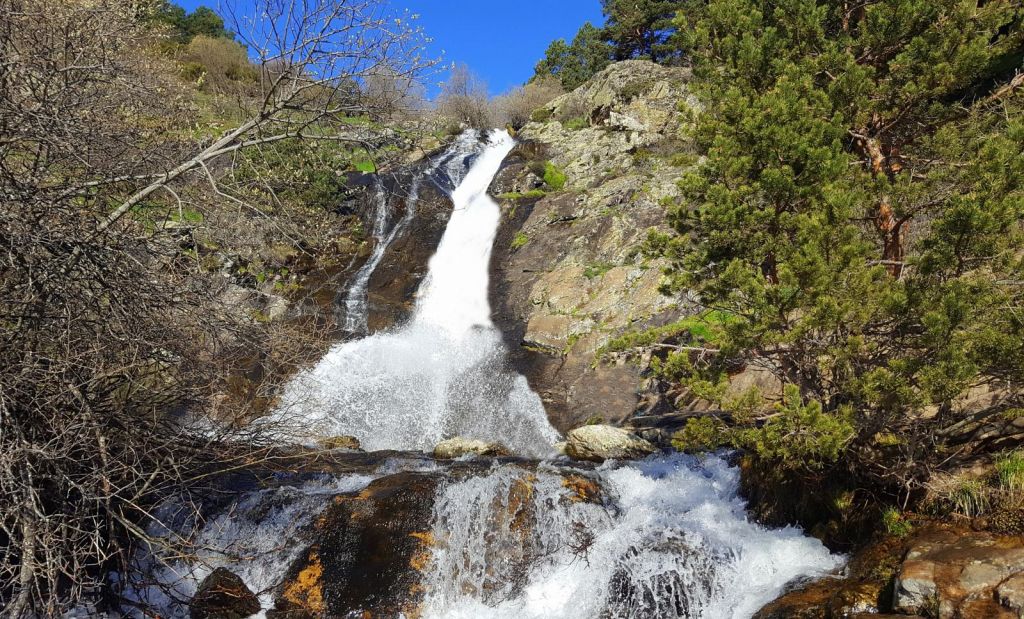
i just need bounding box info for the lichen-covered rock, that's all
[486,59,700,431]
[894,527,1024,618]
[189,567,261,619]
[432,437,510,459]
[564,425,657,462]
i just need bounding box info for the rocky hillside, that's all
[488,60,696,431]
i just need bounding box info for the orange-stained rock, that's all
[894,526,1024,618]
[562,474,603,504]
[280,551,325,615]
[275,472,440,618]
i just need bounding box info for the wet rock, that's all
[366,167,454,332]
[604,539,722,619]
[894,527,1024,617]
[189,567,261,619]
[276,472,441,618]
[752,533,912,619]
[432,436,510,459]
[561,473,603,504]
[315,435,361,450]
[752,576,891,619]
[564,425,657,462]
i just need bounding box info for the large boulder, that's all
[564,424,657,462]
[894,527,1024,618]
[189,567,261,619]
[273,472,441,618]
[432,437,510,459]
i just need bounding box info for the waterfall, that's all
[273,130,560,456]
[124,454,841,619]
[340,137,457,334]
[420,455,841,619]
[122,129,844,619]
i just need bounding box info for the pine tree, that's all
[534,22,613,90]
[655,0,1024,481]
[601,0,683,62]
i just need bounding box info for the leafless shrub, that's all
[436,63,493,129]
[493,76,564,129]
[362,66,428,121]
[0,0,434,614]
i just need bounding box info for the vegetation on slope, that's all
[0,0,436,613]
[541,0,1024,532]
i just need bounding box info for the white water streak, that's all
[273,130,560,456]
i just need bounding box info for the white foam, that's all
[120,473,377,617]
[271,130,560,456]
[418,453,842,619]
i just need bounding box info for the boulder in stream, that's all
[274,472,441,618]
[189,567,261,619]
[564,424,657,462]
[433,436,510,459]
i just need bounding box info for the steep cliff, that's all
[489,60,695,431]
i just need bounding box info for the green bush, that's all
[996,450,1024,495]
[882,508,913,538]
[619,78,654,102]
[736,386,856,470]
[599,310,735,356]
[583,262,614,279]
[530,107,553,123]
[510,232,529,250]
[232,139,352,213]
[563,116,588,131]
[672,417,729,453]
[542,162,566,190]
[497,189,546,200]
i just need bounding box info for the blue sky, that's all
[174,0,604,96]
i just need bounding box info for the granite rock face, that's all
[489,60,696,431]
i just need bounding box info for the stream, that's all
[124,130,842,618]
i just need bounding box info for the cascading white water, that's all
[420,454,842,619]
[120,473,380,615]
[341,143,452,334]
[341,180,390,334]
[273,130,560,456]
[124,453,841,619]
